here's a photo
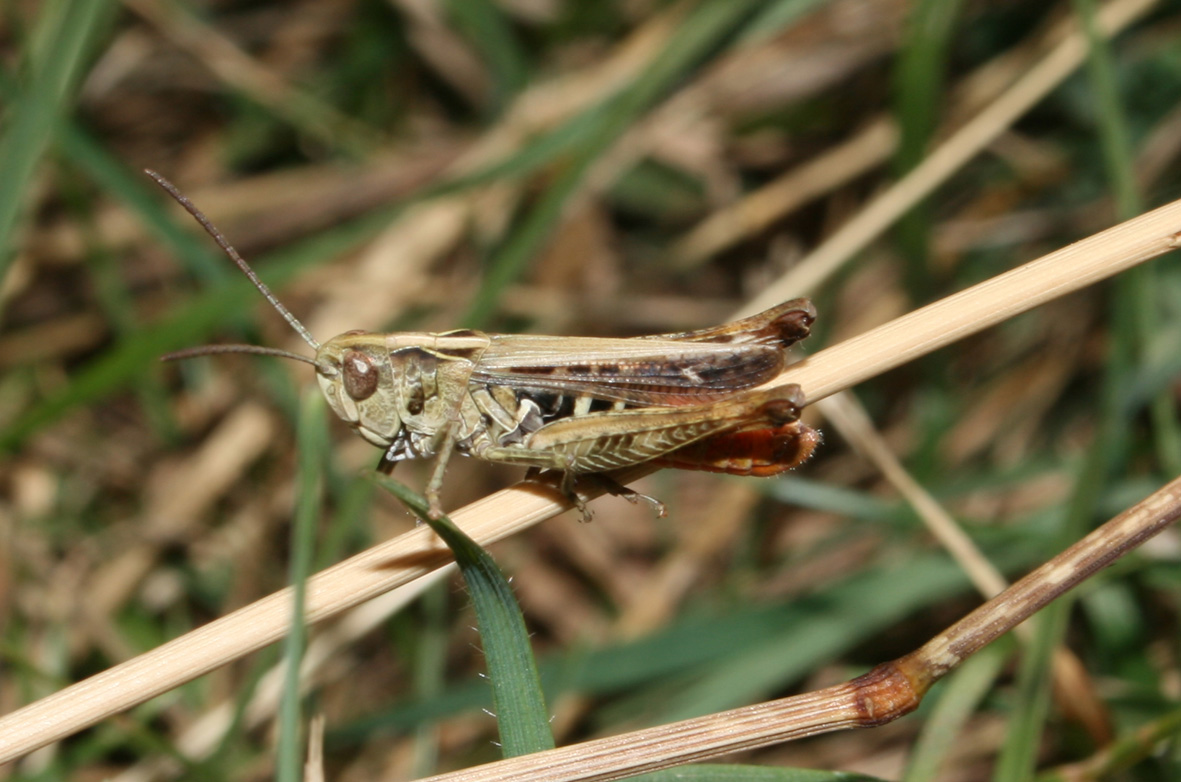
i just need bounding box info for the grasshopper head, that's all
[150,170,401,449]
[314,331,402,448]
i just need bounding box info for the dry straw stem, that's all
[110,567,458,782]
[410,474,1181,782]
[819,393,1113,742]
[675,0,1157,271]
[2,193,1181,768]
[735,0,1158,312]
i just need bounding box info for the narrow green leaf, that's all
[1072,0,1140,220]
[992,610,1065,782]
[444,0,529,113]
[640,763,888,782]
[332,523,1051,742]
[410,583,450,778]
[987,4,1167,759]
[903,641,1011,782]
[0,208,390,452]
[375,475,554,757]
[277,389,327,782]
[891,0,964,302]
[738,0,834,44]
[1072,0,1181,476]
[0,0,118,293]
[463,0,767,326]
[618,547,1031,726]
[1037,707,1181,781]
[59,128,231,283]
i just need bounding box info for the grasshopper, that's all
[152,171,820,518]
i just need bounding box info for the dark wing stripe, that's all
[472,349,782,405]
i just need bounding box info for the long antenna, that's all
[145,170,321,351]
[160,344,323,367]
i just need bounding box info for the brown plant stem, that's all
[411,475,1181,782]
[0,196,1180,764]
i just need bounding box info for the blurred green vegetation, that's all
[2,1,1181,780]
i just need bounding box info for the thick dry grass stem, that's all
[408,475,1181,782]
[7,2,1181,778]
[1,195,1179,765]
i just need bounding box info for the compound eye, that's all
[342,350,379,401]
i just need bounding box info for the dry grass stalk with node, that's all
[3,1,1181,780]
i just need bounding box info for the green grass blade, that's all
[992,445,1114,779]
[903,641,1011,782]
[1072,0,1181,476]
[1037,707,1181,781]
[331,521,1052,743]
[410,583,450,778]
[0,0,117,293]
[738,0,833,44]
[992,610,1066,782]
[80,217,179,444]
[640,764,888,782]
[1072,0,1140,219]
[277,389,328,782]
[444,0,529,114]
[0,208,391,452]
[990,10,1176,775]
[617,548,1033,726]
[58,127,232,282]
[375,475,554,757]
[891,0,964,302]
[463,0,767,327]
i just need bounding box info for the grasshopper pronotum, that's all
[153,171,820,518]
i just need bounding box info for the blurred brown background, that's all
[3,1,1181,780]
